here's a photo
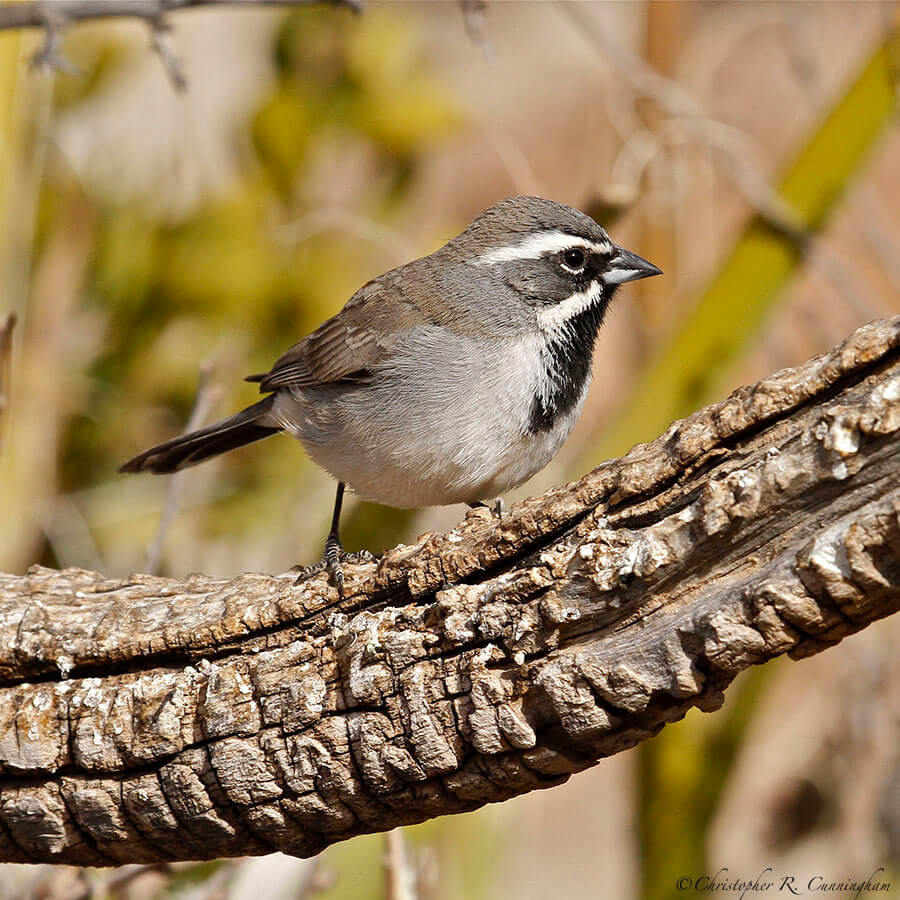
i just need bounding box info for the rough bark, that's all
[0,316,898,866]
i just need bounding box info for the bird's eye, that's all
[561,248,586,272]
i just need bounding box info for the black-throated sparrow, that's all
[121,196,661,592]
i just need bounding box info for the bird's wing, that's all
[246,278,423,392]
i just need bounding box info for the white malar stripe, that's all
[535,282,604,332]
[475,230,613,267]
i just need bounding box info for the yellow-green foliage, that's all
[590,39,898,466]
[48,7,461,561]
[255,9,459,194]
[623,39,898,900]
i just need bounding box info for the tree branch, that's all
[144,361,221,575]
[4,0,361,87]
[0,312,16,449]
[0,316,898,865]
[0,1,361,32]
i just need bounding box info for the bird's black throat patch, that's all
[528,290,613,434]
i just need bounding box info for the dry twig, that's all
[458,0,492,60]
[0,0,361,32]
[148,13,187,91]
[558,1,806,240]
[3,0,361,87]
[29,8,81,74]
[385,829,417,900]
[0,312,17,450]
[144,361,221,575]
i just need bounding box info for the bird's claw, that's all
[291,541,378,597]
[467,498,505,519]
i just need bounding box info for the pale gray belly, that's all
[268,329,587,508]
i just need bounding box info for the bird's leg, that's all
[293,483,376,596]
[322,483,353,595]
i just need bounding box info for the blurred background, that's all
[0,1,899,898]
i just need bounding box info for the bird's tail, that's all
[119,396,279,474]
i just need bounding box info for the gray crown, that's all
[449,196,610,253]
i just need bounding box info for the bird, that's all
[120,196,661,594]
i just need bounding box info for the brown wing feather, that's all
[248,278,419,392]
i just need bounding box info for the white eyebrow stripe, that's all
[474,230,614,266]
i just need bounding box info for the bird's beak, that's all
[601,246,663,285]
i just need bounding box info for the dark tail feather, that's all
[119,396,279,474]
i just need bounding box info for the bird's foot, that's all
[291,536,378,597]
[467,498,505,519]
